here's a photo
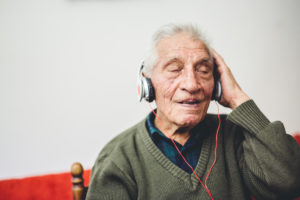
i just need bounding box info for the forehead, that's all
[156,32,210,61]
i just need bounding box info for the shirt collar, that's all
[146,111,166,138]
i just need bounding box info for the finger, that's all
[211,49,225,65]
[211,49,227,75]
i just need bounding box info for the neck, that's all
[154,117,192,146]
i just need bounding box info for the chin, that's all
[176,114,204,128]
[174,102,209,126]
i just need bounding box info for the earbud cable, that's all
[147,102,221,200]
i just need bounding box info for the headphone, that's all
[137,62,155,102]
[137,61,222,102]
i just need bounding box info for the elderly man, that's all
[86,24,300,200]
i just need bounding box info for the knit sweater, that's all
[86,100,300,200]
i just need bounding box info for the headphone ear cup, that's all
[211,60,222,101]
[212,78,217,100]
[212,79,222,101]
[137,62,155,102]
[145,78,155,102]
[137,77,144,102]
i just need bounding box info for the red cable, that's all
[148,102,221,200]
[204,102,221,192]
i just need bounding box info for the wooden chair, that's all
[71,162,88,200]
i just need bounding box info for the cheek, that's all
[154,79,178,101]
[202,79,215,97]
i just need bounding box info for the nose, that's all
[181,67,200,94]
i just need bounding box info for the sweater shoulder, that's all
[205,113,231,131]
[95,119,146,164]
[205,113,243,144]
[205,113,228,122]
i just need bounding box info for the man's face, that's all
[151,32,214,128]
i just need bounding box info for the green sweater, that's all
[86,100,300,200]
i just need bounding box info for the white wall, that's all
[0,0,299,179]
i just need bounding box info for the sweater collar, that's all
[140,113,217,190]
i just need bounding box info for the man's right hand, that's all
[212,49,250,109]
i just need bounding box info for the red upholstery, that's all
[0,170,91,200]
[294,134,300,146]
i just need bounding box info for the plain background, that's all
[0,0,299,179]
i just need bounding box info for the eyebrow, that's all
[162,57,184,68]
[162,56,213,69]
[194,58,213,68]
[196,58,211,64]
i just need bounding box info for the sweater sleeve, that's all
[227,100,300,200]
[86,156,137,200]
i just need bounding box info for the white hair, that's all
[143,24,212,77]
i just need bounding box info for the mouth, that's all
[178,99,201,105]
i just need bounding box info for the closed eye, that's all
[169,67,182,72]
[165,59,184,73]
[195,60,213,75]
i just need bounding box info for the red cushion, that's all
[0,170,91,200]
[294,134,300,145]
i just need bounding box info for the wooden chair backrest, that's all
[71,162,88,200]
